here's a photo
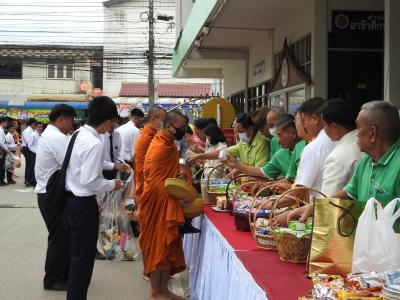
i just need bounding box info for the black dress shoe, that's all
[180,221,201,235]
[0,181,8,186]
[7,180,16,184]
[44,282,68,291]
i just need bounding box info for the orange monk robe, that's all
[134,125,157,205]
[139,130,186,276]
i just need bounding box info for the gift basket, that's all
[203,164,231,205]
[270,187,326,264]
[225,174,269,214]
[99,173,139,261]
[231,181,273,232]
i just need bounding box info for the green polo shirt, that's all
[227,131,270,167]
[261,148,291,179]
[344,138,400,231]
[285,139,307,181]
[270,136,283,159]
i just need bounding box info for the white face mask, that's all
[269,127,277,137]
[238,132,249,144]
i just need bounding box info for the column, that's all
[384,0,400,106]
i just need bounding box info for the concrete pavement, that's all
[0,166,187,300]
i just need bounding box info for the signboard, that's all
[332,10,384,33]
[253,60,266,76]
[4,108,86,122]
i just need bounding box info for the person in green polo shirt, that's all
[188,108,270,167]
[224,114,304,179]
[264,107,285,159]
[286,101,400,232]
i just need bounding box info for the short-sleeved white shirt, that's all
[295,129,336,191]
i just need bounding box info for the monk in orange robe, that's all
[134,106,166,279]
[134,106,167,205]
[139,111,189,300]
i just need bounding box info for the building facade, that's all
[102,0,221,100]
[0,44,103,102]
[173,0,400,113]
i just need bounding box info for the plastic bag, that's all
[352,198,400,273]
[5,154,18,171]
[98,173,139,261]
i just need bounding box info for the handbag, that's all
[306,198,365,276]
[46,131,79,210]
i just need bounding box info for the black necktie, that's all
[109,134,114,162]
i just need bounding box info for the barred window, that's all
[47,63,74,79]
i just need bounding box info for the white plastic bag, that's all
[98,173,139,261]
[352,198,400,273]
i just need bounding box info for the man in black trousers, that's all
[64,97,122,300]
[34,105,77,291]
[0,116,9,186]
[22,118,37,187]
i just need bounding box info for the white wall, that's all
[0,60,91,94]
[222,60,247,97]
[175,0,195,37]
[248,35,272,87]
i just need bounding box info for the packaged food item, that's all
[337,289,383,299]
[289,220,306,231]
[346,272,385,292]
[255,218,269,228]
[385,270,400,292]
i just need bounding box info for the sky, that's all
[0,0,105,45]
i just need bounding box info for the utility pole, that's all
[148,0,155,105]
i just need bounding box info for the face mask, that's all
[205,137,211,147]
[238,132,249,144]
[269,127,277,137]
[170,125,186,141]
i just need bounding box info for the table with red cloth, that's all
[183,205,312,300]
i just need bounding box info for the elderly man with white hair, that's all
[287,100,400,232]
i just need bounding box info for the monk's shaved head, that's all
[361,101,400,143]
[163,110,187,128]
[148,105,166,118]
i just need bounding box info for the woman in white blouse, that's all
[203,123,228,178]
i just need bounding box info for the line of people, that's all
[188,98,400,233]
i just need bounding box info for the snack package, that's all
[346,272,385,292]
[337,290,383,300]
[385,270,400,292]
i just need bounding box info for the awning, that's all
[0,101,88,109]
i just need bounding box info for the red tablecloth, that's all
[204,205,312,300]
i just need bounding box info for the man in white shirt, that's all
[63,96,122,300]
[273,98,336,211]
[0,116,9,186]
[294,97,336,191]
[34,104,76,291]
[22,118,37,187]
[116,108,144,166]
[320,99,362,196]
[101,127,129,180]
[5,124,18,184]
[27,122,44,187]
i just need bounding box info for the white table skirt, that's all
[183,215,267,300]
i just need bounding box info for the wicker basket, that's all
[249,186,279,250]
[270,187,327,263]
[225,175,268,214]
[205,164,229,205]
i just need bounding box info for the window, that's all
[0,60,22,79]
[112,9,126,28]
[106,59,123,80]
[273,34,312,77]
[247,81,271,112]
[47,63,74,79]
